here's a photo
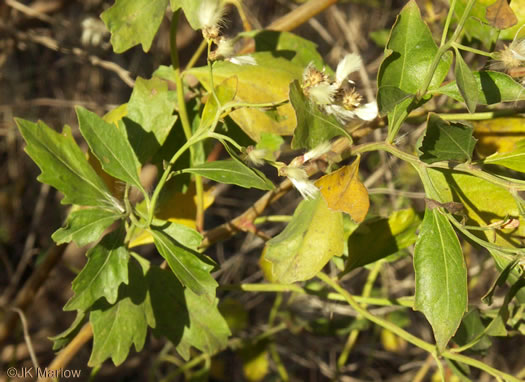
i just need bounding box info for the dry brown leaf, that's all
[315,156,369,223]
[486,0,517,30]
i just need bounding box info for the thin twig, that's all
[238,0,339,54]
[0,244,67,345]
[267,0,339,31]
[368,188,426,199]
[0,22,134,87]
[201,178,294,248]
[6,0,61,25]
[1,184,50,303]
[11,308,40,371]
[0,98,117,111]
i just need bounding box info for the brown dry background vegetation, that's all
[0,0,524,381]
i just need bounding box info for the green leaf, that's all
[416,167,525,305]
[140,259,229,360]
[419,114,477,164]
[125,77,178,163]
[182,159,274,190]
[455,0,499,49]
[15,119,116,209]
[152,219,203,249]
[436,71,525,104]
[76,107,143,191]
[200,76,237,131]
[289,80,351,150]
[377,0,452,139]
[151,228,217,301]
[88,260,149,367]
[345,208,421,271]
[171,0,206,30]
[255,132,284,162]
[144,264,188,346]
[52,208,121,246]
[241,30,326,69]
[414,208,467,352]
[483,139,525,172]
[100,0,169,53]
[64,227,130,312]
[188,52,303,141]
[376,86,413,116]
[482,257,521,305]
[50,311,87,351]
[490,249,525,304]
[176,288,231,360]
[370,29,391,47]
[454,49,478,113]
[480,266,525,336]
[260,196,344,284]
[453,308,492,352]
[170,0,182,11]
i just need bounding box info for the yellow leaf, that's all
[188,52,302,141]
[260,196,344,284]
[240,343,269,382]
[380,328,407,352]
[315,156,369,223]
[473,117,525,157]
[129,182,215,247]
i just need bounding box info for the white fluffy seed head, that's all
[303,141,332,162]
[198,0,226,40]
[279,166,319,199]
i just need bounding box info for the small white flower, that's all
[335,53,362,87]
[354,101,378,121]
[228,55,257,66]
[325,105,355,122]
[280,166,319,199]
[325,101,378,123]
[303,141,332,162]
[307,82,337,105]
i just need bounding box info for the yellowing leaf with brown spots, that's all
[474,117,525,157]
[260,196,344,284]
[315,157,369,223]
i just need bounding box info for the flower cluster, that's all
[496,38,525,72]
[494,26,525,78]
[302,53,378,123]
[197,0,256,66]
[278,142,332,200]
